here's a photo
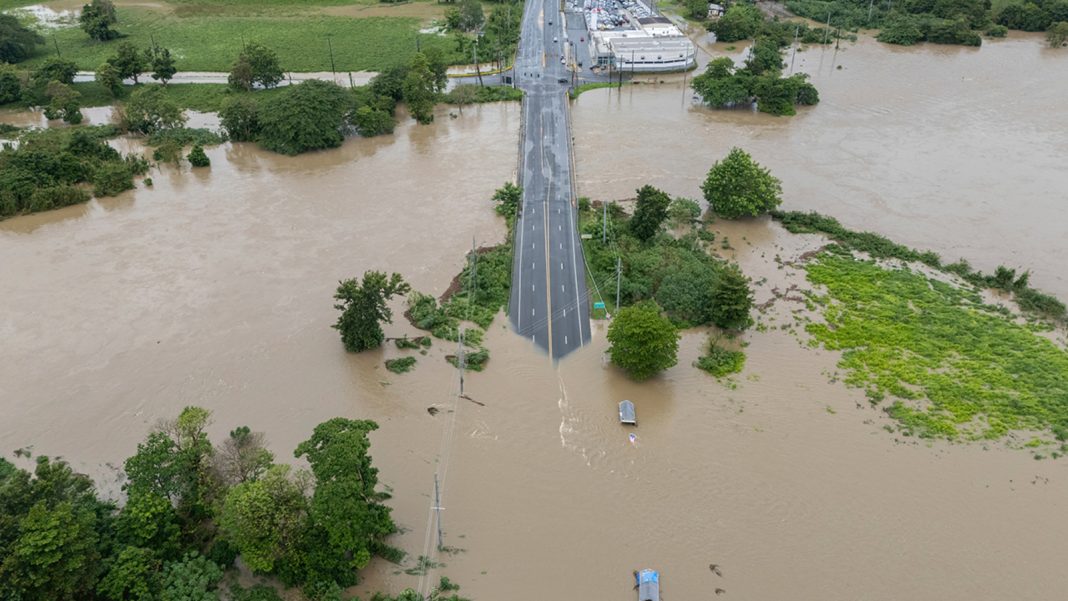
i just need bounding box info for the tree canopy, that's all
[333,271,411,352]
[80,0,120,42]
[0,14,44,63]
[228,42,283,91]
[257,80,350,155]
[607,301,680,380]
[702,148,783,219]
[630,185,672,242]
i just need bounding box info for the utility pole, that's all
[433,473,444,551]
[867,0,875,23]
[823,12,832,44]
[52,34,61,57]
[615,256,621,311]
[327,36,336,80]
[474,36,484,87]
[789,25,799,74]
[602,201,607,244]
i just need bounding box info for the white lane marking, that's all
[558,225,562,231]
[565,335,568,345]
[532,309,535,315]
[532,262,535,269]
[532,284,535,291]
[560,262,564,270]
[561,285,564,292]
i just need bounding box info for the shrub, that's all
[695,343,746,377]
[702,148,783,218]
[187,144,210,167]
[258,80,350,155]
[219,97,261,142]
[385,357,417,374]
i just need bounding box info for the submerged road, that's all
[508,0,592,359]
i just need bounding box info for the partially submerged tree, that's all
[630,184,671,242]
[121,85,186,134]
[95,61,124,96]
[333,271,411,352]
[402,52,437,124]
[702,148,783,219]
[709,264,754,330]
[607,301,680,380]
[147,44,177,84]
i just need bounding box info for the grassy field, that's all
[803,249,1068,452]
[15,4,463,71]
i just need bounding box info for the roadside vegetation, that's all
[582,180,756,380]
[783,0,1068,46]
[801,248,1068,454]
[0,407,477,600]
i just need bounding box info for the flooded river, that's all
[3,35,1068,601]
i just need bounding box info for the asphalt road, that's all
[508,0,592,359]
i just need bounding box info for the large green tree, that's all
[228,42,283,91]
[109,41,147,84]
[333,271,411,352]
[402,52,437,124]
[97,546,161,601]
[294,419,396,585]
[257,80,349,155]
[80,0,120,41]
[702,148,783,218]
[220,465,307,574]
[0,14,44,63]
[219,96,261,142]
[630,184,672,242]
[122,85,186,133]
[709,264,754,330]
[147,44,178,84]
[160,553,223,601]
[606,301,680,380]
[0,501,101,601]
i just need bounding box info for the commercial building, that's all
[572,0,697,72]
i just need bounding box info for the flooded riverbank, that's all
[573,34,1068,299]
[3,34,1068,601]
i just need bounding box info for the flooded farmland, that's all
[3,35,1068,601]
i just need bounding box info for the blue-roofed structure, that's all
[619,400,636,425]
[637,569,659,601]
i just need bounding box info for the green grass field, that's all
[16,5,462,72]
[803,249,1068,450]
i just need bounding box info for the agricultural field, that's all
[3,0,466,71]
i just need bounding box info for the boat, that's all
[618,399,636,425]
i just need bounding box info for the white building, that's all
[588,15,696,72]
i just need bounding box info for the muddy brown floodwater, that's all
[574,34,1068,299]
[3,36,1068,601]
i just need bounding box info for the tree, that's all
[685,0,709,19]
[147,44,178,84]
[708,4,764,42]
[402,52,437,124]
[606,301,679,380]
[122,85,185,133]
[692,57,753,108]
[214,426,274,486]
[0,69,21,103]
[333,271,411,352]
[352,105,395,137]
[109,41,147,84]
[655,261,718,327]
[743,38,783,77]
[423,46,449,93]
[1049,21,1068,47]
[219,465,308,574]
[32,57,78,86]
[257,80,350,155]
[116,490,181,557]
[44,81,83,124]
[630,184,671,242]
[457,0,485,31]
[219,96,260,142]
[0,14,44,63]
[294,419,396,582]
[160,553,223,601]
[448,83,479,114]
[97,546,161,601]
[95,61,124,96]
[709,264,753,330]
[702,148,783,219]
[492,181,521,218]
[80,0,119,41]
[229,42,283,91]
[667,197,701,227]
[187,144,210,167]
[0,501,101,601]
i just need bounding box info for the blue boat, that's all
[636,568,659,601]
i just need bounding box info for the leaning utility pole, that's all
[602,201,608,244]
[433,473,444,551]
[615,256,622,311]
